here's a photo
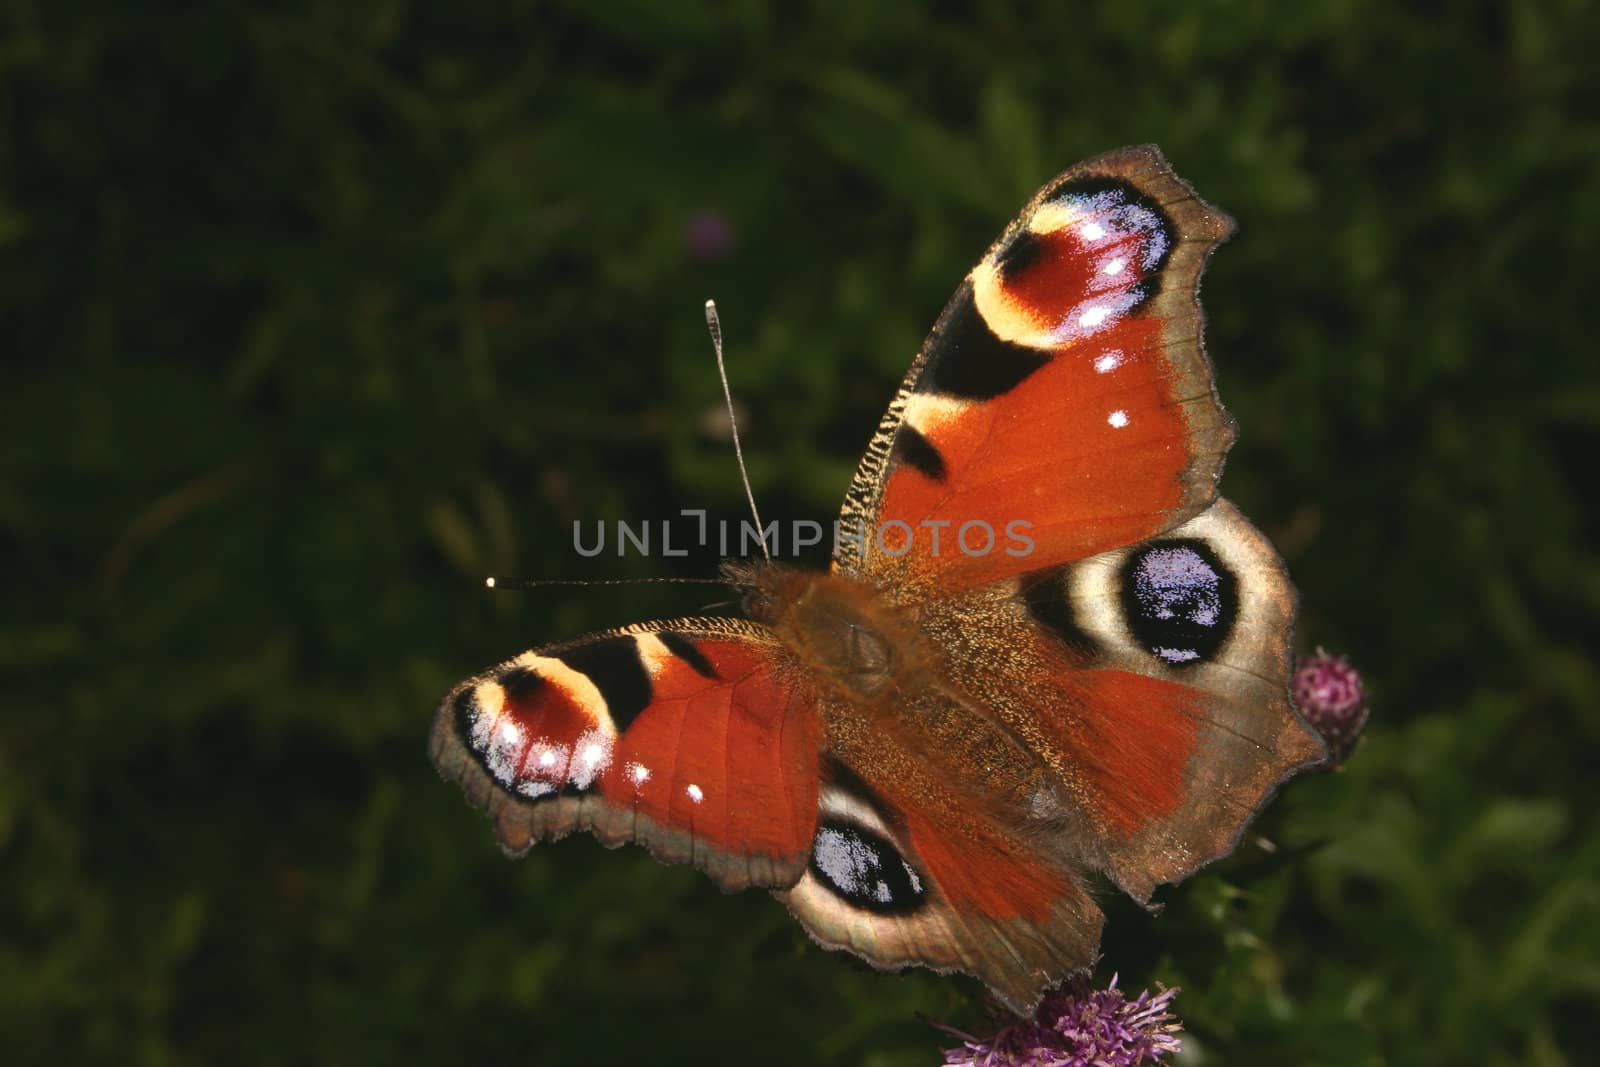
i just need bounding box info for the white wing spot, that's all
[1080,221,1107,241]
[1103,256,1126,276]
[686,783,705,804]
[566,729,613,790]
[483,718,526,785]
[1108,409,1130,428]
[538,749,557,768]
[627,762,651,785]
[1093,350,1123,374]
[1078,305,1111,329]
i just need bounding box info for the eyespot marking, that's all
[810,821,926,915]
[1120,539,1238,666]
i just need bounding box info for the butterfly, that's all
[429,144,1326,1013]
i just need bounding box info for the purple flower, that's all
[1292,649,1369,763]
[683,208,736,261]
[940,975,1182,1066]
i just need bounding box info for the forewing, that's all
[837,145,1234,589]
[431,618,822,892]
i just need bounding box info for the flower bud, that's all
[1292,650,1369,763]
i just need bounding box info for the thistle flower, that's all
[1292,649,1369,763]
[940,975,1182,1067]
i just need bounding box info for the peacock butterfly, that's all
[429,145,1326,1013]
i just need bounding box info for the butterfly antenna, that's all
[705,299,770,561]
[484,576,727,589]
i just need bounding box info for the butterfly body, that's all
[747,560,1070,856]
[736,562,925,706]
[431,145,1325,1012]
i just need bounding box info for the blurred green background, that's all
[5,2,1598,1064]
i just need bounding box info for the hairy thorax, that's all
[733,561,931,705]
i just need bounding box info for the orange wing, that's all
[836,145,1234,590]
[431,619,822,891]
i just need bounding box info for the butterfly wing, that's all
[836,144,1235,589]
[777,752,1104,1015]
[941,499,1325,901]
[781,146,1321,1009]
[431,618,822,891]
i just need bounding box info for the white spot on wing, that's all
[482,718,525,786]
[1103,256,1126,276]
[686,783,704,804]
[566,728,613,790]
[523,740,569,788]
[1093,350,1123,374]
[1080,220,1107,241]
[496,720,524,746]
[1078,306,1111,330]
[1108,409,1130,428]
[626,762,651,785]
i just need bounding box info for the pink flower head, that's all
[941,975,1182,1067]
[1293,649,1369,763]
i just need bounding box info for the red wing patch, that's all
[1041,669,1203,836]
[897,796,1071,925]
[430,621,822,892]
[1056,668,1317,902]
[838,146,1235,589]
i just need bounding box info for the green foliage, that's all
[4,1,1597,1063]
